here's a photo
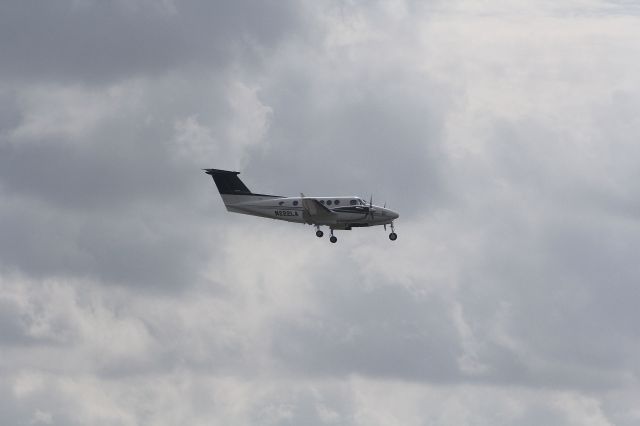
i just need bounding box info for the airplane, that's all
[204,168,399,243]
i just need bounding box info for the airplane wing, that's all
[300,193,336,224]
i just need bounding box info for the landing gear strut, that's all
[389,222,397,241]
[329,228,337,244]
[315,225,323,238]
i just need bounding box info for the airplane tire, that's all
[316,230,324,238]
[330,236,337,243]
[389,232,397,241]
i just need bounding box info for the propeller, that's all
[368,194,375,220]
[383,201,388,231]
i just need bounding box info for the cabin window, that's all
[278,201,284,206]
[320,200,325,204]
[293,200,298,206]
[326,200,332,205]
[335,200,340,205]
[350,199,357,205]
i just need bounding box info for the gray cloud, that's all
[0,297,34,345]
[273,283,460,381]
[0,0,305,84]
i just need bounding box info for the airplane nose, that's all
[385,209,399,220]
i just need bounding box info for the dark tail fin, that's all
[204,169,282,209]
[204,169,252,195]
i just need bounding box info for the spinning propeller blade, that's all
[368,195,375,220]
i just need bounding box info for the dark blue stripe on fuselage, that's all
[332,206,369,213]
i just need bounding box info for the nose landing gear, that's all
[388,222,397,241]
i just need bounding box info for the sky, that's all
[1,0,640,424]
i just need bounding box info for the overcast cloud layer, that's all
[1,1,640,425]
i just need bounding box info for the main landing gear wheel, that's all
[316,230,324,238]
[330,236,338,243]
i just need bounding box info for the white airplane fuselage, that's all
[223,194,398,229]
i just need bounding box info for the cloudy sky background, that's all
[1,0,640,424]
